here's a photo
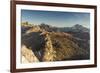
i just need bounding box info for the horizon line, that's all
[21,21,89,28]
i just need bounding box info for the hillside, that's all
[21,22,90,63]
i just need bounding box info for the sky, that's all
[21,9,90,28]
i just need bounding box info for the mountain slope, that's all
[21,31,89,62]
[21,23,90,63]
[46,32,89,61]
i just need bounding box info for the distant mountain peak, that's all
[71,24,89,32]
[73,24,83,28]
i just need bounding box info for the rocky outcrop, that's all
[21,45,39,63]
[42,32,56,61]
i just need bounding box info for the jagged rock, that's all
[42,33,55,61]
[22,56,29,63]
[26,25,41,33]
[21,45,39,63]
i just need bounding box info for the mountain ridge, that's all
[21,22,90,63]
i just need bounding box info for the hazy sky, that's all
[21,9,90,28]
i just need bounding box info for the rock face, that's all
[21,23,90,63]
[21,45,39,63]
[42,33,56,61]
